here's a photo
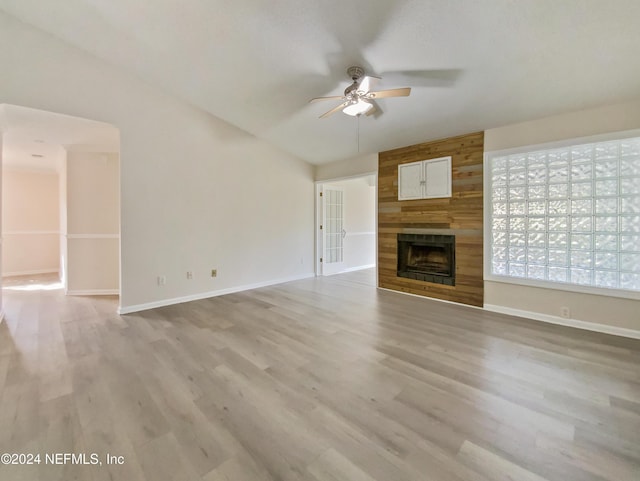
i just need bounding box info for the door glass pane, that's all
[325,189,343,264]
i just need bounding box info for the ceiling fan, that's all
[309,66,411,118]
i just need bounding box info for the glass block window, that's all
[487,135,640,293]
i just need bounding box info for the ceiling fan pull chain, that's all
[357,114,360,153]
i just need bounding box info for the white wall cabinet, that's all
[398,156,452,200]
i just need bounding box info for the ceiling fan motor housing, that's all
[344,66,366,98]
[347,66,365,81]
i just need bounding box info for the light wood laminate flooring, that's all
[1,269,639,481]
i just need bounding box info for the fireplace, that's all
[397,234,455,285]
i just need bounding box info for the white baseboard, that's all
[118,272,315,315]
[67,289,119,296]
[484,304,640,340]
[379,287,640,340]
[3,269,59,277]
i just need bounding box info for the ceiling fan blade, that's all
[368,87,411,99]
[365,100,383,119]
[319,101,350,119]
[309,95,345,104]
[358,75,381,94]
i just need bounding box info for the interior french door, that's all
[322,187,346,275]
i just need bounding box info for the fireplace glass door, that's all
[397,234,455,285]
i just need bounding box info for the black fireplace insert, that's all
[397,234,455,285]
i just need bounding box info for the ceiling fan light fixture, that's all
[343,100,373,116]
[310,67,410,119]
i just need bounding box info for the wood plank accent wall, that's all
[378,131,484,307]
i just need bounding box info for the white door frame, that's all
[315,172,378,281]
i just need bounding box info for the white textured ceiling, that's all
[1,0,639,165]
[0,104,119,172]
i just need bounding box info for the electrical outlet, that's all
[560,306,570,319]
[157,275,166,286]
[186,271,193,280]
[211,269,217,278]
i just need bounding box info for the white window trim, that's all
[483,128,640,301]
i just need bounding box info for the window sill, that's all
[484,274,640,300]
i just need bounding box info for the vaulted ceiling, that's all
[1,0,639,165]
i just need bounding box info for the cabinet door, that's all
[398,161,424,200]
[425,157,451,198]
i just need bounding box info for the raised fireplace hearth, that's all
[397,233,455,285]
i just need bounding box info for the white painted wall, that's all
[484,99,640,333]
[65,151,119,294]
[1,170,59,276]
[324,176,376,272]
[0,134,3,322]
[66,152,119,235]
[0,11,315,312]
[315,153,377,181]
